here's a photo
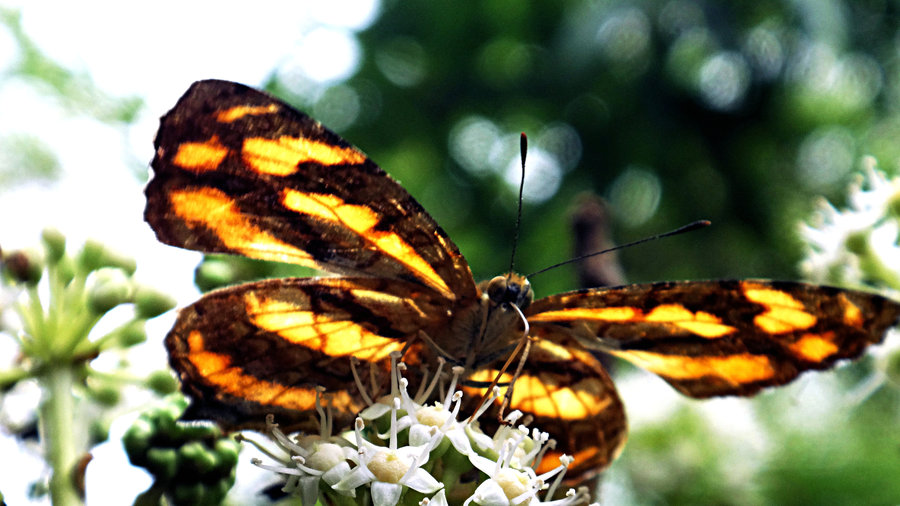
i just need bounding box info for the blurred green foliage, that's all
[268,0,900,299]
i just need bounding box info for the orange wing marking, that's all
[185,330,360,412]
[282,189,452,298]
[169,187,318,266]
[610,350,776,384]
[529,304,735,338]
[242,136,367,176]
[787,332,839,362]
[510,374,611,419]
[644,304,735,338]
[244,292,404,362]
[171,136,229,172]
[215,104,280,123]
[467,370,609,420]
[742,283,817,333]
[529,307,637,322]
[839,295,864,327]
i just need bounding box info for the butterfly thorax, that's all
[428,273,533,373]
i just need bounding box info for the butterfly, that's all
[144,79,900,482]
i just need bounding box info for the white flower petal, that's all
[468,453,500,475]
[333,464,375,492]
[446,427,475,455]
[409,423,435,446]
[371,481,404,506]
[400,467,443,493]
[296,475,321,506]
[467,479,510,506]
[360,401,392,419]
[466,424,495,451]
[425,489,450,506]
[321,461,352,486]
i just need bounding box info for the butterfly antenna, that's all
[527,219,711,278]
[508,133,528,275]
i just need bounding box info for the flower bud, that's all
[180,441,218,474]
[133,285,176,318]
[41,228,66,264]
[2,248,43,285]
[116,320,147,347]
[87,268,133,314]
[194,258,237,292]
[88,383,121,407]
[146,447,178,481]
[145,371,178,395]
[55,255,76,286]
[78,239,136,275]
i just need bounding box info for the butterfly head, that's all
[485,273,533,310]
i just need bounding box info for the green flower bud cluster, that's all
[124,395,240,506]
[1,229,176,390]
[0,229,178,505]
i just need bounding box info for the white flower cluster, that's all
[799,157,900,292]
[245,352,596,506]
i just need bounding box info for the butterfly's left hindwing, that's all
[166,276,442,431]
[527,280,900,398]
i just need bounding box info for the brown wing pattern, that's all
[527,279,900,397]
[166,276,443,431]
[145,79,475,301]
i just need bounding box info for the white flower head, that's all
[333,412,444,505]
[243,411,354,506]
[245,352,598,505]
[464,435,585,506]
[800,157,900,291]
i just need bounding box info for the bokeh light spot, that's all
[658,0,706,37]
[536,123,582,172]
[608,165,662,227]
[375,37,427,88]
[596,7,652,65]
[744,24,785,80]
[312,84,361,132]
[797,126,855,191]
[503,144,561,203]
[698,51,751,111]
[449,116,502,176]
[477,37,532,87]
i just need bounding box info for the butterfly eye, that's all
[486,276,509,304]
[486,275,533,309]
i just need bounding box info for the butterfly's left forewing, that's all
[527,280,900,398]
[145,80,476,301]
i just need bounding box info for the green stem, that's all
[40,364,83,506]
